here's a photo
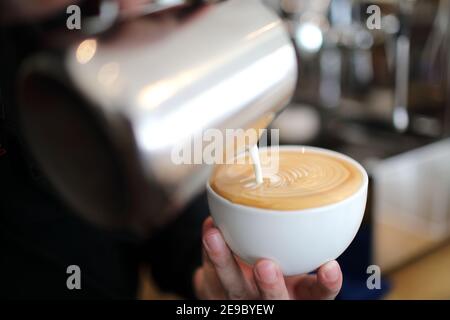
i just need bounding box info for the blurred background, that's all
[263,0,450,299]
[2,0,450,300]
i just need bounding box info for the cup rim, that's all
[206,145,369,215]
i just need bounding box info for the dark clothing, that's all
[0,21,206,299]
[0,133,206,299]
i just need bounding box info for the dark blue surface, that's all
[336,224,390,300]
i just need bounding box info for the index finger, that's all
[203,226,253,300]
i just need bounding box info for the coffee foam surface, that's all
[210,149,364,210]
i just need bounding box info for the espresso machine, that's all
[17,0,298,234]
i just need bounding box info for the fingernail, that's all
[203,231,224,253]
[323,261,339,283]
[256,260,278,284]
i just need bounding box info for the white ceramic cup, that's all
[206,145,368,276]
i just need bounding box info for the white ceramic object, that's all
[206,146,368,276]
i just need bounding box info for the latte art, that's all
[210,149,363,210]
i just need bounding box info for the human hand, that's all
[1,0,144,24]
[194,217,343,300]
